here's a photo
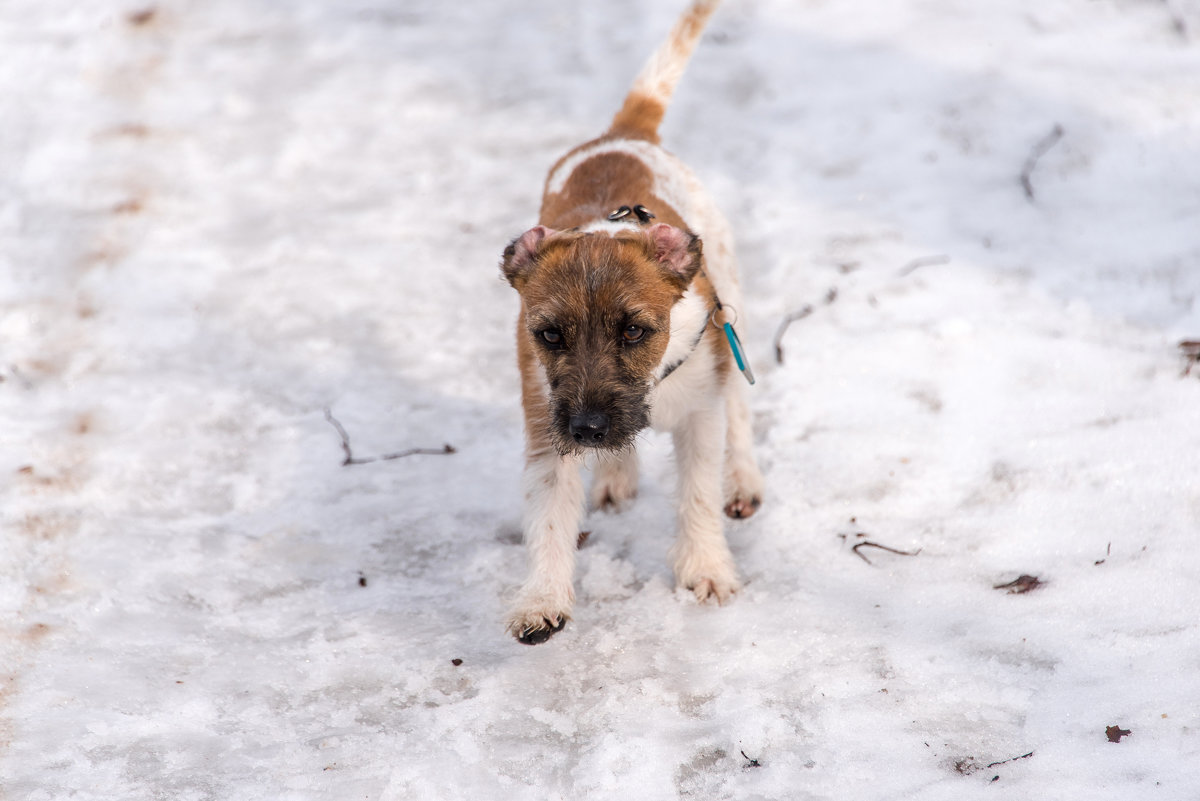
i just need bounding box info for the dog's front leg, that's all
[506,447,584,644]
[670,400,741,603]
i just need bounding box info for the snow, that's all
[3,0,1199,798]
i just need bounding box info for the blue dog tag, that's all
[723,322,755,385]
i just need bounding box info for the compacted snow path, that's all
[3,1,1199,798]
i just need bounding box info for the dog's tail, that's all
[607,0,723,143]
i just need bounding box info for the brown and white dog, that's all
[500,0,763,644]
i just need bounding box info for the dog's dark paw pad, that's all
[516,618,566,645]
[724,496,762,519]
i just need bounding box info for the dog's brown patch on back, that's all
[542,152,660,229]
[540,151,690,233]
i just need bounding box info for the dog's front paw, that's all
[675,558,741,606]
[684,574,740,605]
[505,600,571,645]
[509,615,566,645]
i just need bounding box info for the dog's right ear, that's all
[645,223,703,290]
[501,225,555,289]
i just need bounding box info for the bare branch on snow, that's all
[898,254,950,277]
[851,539,922,565]
[323,408,455,466]
[993,574,1044,594]
[986,750,1034,768]
[1179,339,1200,376]
[1020,124,1064,202]
[774,287,838,364]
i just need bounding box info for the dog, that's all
[500,0,763,644]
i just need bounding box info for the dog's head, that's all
[502,224,702,455]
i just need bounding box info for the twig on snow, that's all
[773,306,812,364]
[986,750,1034,769]
[1179,339,1200,376]
[851,539,921,565]
[773,288,838,364]
[898,254,950,277]
[323,408,455,466]
[1020,124,1064,202]
[993,574,1044,594]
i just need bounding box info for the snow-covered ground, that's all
[3,0,1199,797]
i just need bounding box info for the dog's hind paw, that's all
[723,494,762,519]
[506,607,570,645]
[591,452,639,512]
[723,458,764,520]
[592,484,636,513]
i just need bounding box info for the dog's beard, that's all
[549,394,650,457]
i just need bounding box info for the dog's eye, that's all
[622,325,645,344]
[540,329,563,347]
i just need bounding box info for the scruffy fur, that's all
[500,0,764,644]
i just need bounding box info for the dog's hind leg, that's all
[591,448,639,512]
[506,449,584,644]
[722,379,764,519]
[670,401,741,604]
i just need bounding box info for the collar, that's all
[653,283,717,384]
[654,291,756,386]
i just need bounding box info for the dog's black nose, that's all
[569,411,610,445]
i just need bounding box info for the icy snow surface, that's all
[3,0,1200,798]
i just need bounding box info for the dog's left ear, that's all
[646,223,702,289]
[501,225,556,289]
